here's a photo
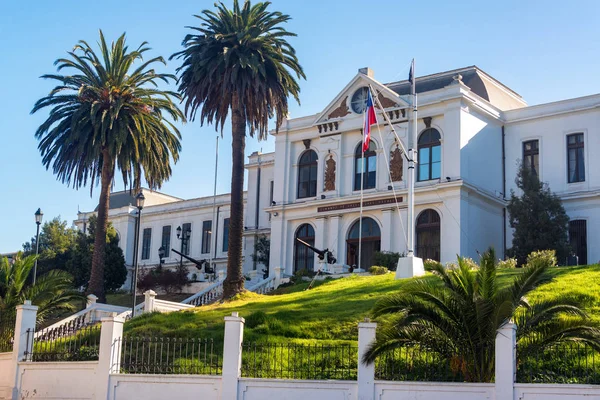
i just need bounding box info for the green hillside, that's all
[124,265,600,344]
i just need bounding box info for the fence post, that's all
[144,290,157,313]
[495,322,516,400]
[221,312,244,400]
[10,300,38,400]
[217,270,226,282]
[96,314,124,400]
[273,266,283,288]
[358,320,377,400]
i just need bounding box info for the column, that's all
[11,300,38,400]
[96,315,125,400]
[495,322,516,400]
[358,320,377,400]
[314,217,327,271]
[143,290,157,313]
[221,312,245,400]
[380,208,393,252]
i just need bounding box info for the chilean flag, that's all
[363,88,377,152]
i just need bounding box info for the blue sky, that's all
[1,0,600,253]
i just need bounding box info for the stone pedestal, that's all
[395,255,425,279]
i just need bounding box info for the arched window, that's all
[417,128,441,181]
[416,209,441,261]
[354,142,377,191]
[297,150,318,199]
[294,224,315,273]
[346,217,381,269]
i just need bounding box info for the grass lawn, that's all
[124,265,600,345]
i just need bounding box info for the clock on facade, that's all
[350,87,369,114]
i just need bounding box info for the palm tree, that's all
[32,31,184,302]
[0,253,82,324]
[172,0,305,298]
[362,249,600,382]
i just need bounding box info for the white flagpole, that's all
[209,136,219,273]
[407,59,417,257]
[358,111,366,272]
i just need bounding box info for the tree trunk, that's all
[223,94,246,298]
[87,150,114,302]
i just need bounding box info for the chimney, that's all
[358,67,374,78]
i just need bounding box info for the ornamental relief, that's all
[324,154,336,191]
[390,145,403,182]
[327,96,350,119]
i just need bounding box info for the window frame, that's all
[354,141,377,191]
[181,222,192,256]
[297,150,318,199]
[141,228,152,260]
[294,223,316,273]
[566,133,585,183]
[161,225,171,258]
[522,139,540,177]
[201,220,212,254]
[417,129,441,182]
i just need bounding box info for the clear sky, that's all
[1,0,600,253]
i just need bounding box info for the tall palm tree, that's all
[362,249,600,382]
[0,253,82,324]
[32,31,184,302]
[172,0,305,298]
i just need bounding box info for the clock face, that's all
[351,87,368,114]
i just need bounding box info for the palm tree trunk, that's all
[88,150,113,302]
[223,94,246,298]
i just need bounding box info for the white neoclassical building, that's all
[75,65,599,285]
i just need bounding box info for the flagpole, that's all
[209,136,219,273]
[407,59,417,257]
[358,118,365,272]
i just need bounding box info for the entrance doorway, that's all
[346,217,381,270]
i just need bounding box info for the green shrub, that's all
[369,266,388,275]
[526,250,557,268]
[373,251,402,271]
[497,258,517,269]
[424,259,443,272]
[246,311,268,329]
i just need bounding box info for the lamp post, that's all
[158,246,165,265]
[131,192,145,315]
[176,225,191,269]
[33,208,43,285]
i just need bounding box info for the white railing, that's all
[116,302,144,321]
[35,302,128,338]
[153,299,195,313]
[181,280,224,307]
[246,276,276,295]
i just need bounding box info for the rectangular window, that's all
[523,140,539,176]
[161,226,171,258]
[223,218,230,252]
[269,181,274,205]
[182,222,191,256]
[202,220,212,254]
[567,133,585,183]
[141,228,152,260]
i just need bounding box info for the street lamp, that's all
[33,208,43,285]
[158,246,165,264]
[176,225,191,269]
[131,192,145,315]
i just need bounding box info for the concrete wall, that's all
[0,353,11,399]
[238,379,357,400]
[514,383,600,399]
[108,374,221,400]
[374,382,495,400]
[17,361,97,399]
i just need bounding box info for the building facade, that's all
[75,66,599,284]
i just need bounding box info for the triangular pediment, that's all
[313,72,410,130]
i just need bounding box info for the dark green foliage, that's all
[507,163,571,265]
[251,235,270,273]
[65,215,127,292]
[369,266,388,275]
[373,251,401,271]
[136,265,189,294]
[362,248,600,382]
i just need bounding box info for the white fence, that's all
[1,301,599,400]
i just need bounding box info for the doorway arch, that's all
[346,217,381,269]
[416,209,441,261]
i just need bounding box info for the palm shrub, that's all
[32,31,184,301]
[172,0,305,298]
[0,253,83,324]
[362,248,600,382]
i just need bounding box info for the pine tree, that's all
[507,163,570,265]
